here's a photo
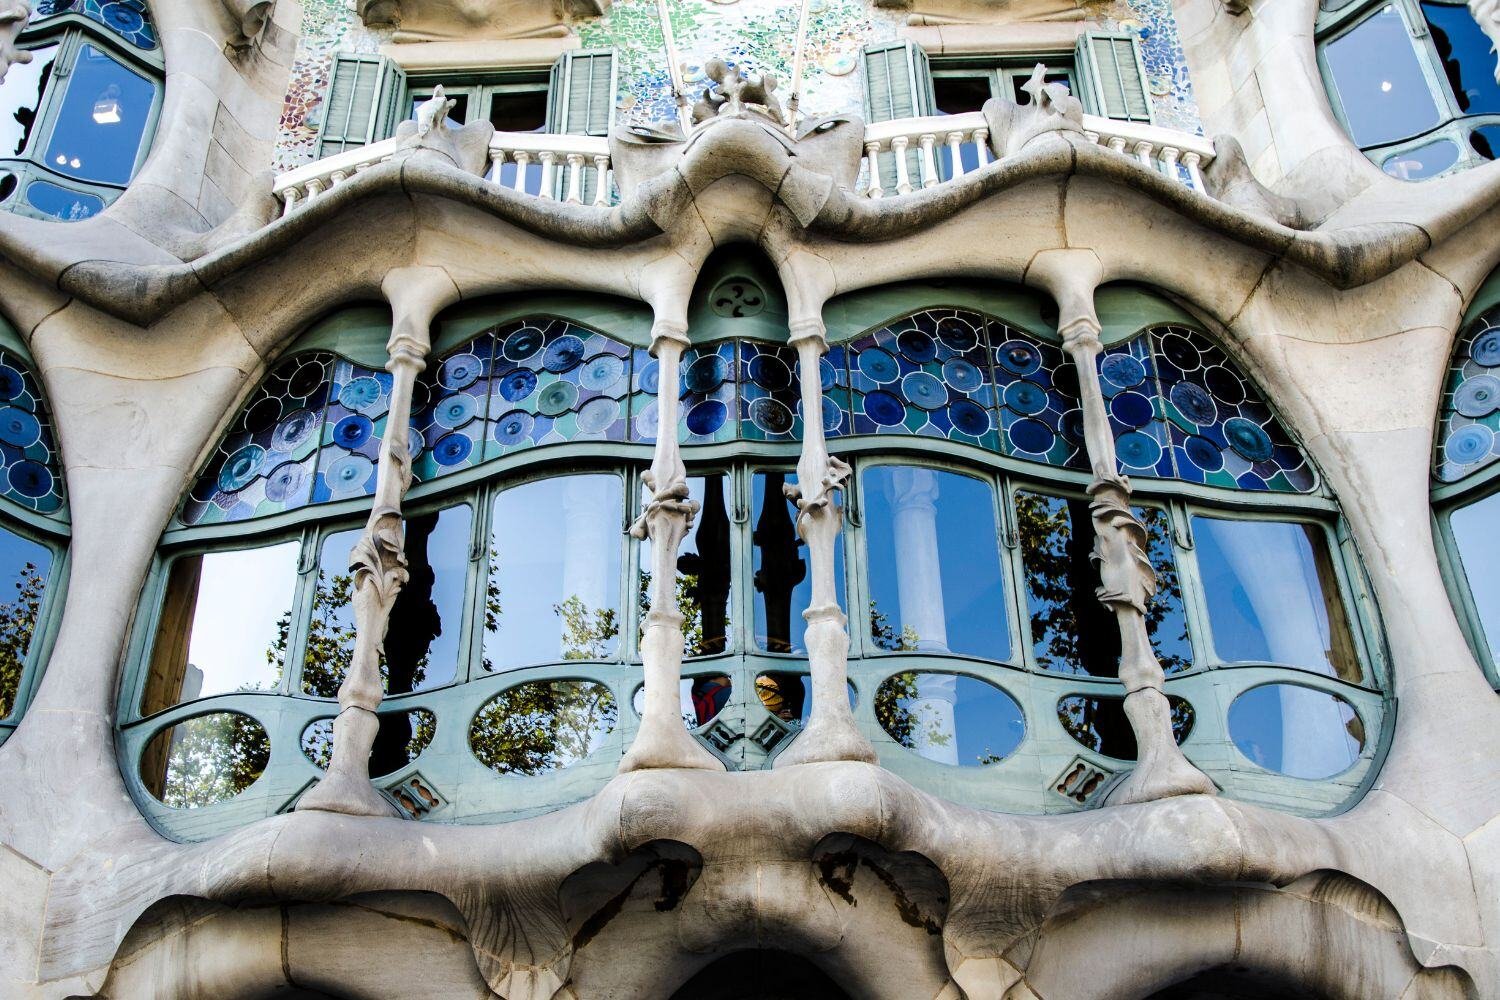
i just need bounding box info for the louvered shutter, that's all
[546,50,616,201]
[1075,32,1153,124]
[860,40,934,193]
[315,54,406,159]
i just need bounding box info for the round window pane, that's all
[874,671,1024,766]
[140,712,270,808]
[633,676,733,729]
[1227,684,1364,779]
[1381,138,1460,180]
[470,680,617,775]
[1056,694,1194,760]
[754,672,855,725]
[300,709,436,778]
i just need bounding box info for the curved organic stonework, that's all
[0,0,30,84]
[1,0,1499,997]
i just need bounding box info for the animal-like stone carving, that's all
[691,57,786,125]
[0,0,32,86]
[1473,0,1500,84]
[981,62,1085,161]
[391,85,495,177]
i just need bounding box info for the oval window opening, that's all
[874,671,1024,766]
[1227,684,1364,780]
[754,672,855,725]
[1057,694,1193,760]
[470,680,617,775]
[633,676,733,730]
[301,709,436,778]
[140,711,270,809]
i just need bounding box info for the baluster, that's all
[1160,145,1181,184]
[565,153,585,204]
[296,266,458,817]
[1182,151,1206,194]
[1084,130,1100,144]
[774,317,876,768]
[620,319,726,773]
[281,188,298,217]
[512,151,531,193]
[1108,136,1127,154]
[538,151,556,200]
[1134,140,1155,170]
[892,136,912,195]
[864,141,884,199]
[1027,250,1216,805]
[918,133,938,189]
[330,169,348,190]
[946,131,966,180]
[487,148,505,184]
[973,128,990,167]
[593,155,611,205]
[305,177,325,202]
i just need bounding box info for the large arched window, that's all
[1317,0,1500,179]
[0,0,162,220]
[122,281,1386,841]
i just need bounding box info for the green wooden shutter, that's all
[316,54,407,159]
[1075,31,1153,124]
[860,40,934,123]
[547,50,616,136]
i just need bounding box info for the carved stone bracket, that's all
[690,57,787,127]
[392,86,496,177]
[774,318,876,767]
[0,0,32,86]
[982,63,1085,162]
[620,320,725,773]
[297,267,457,816]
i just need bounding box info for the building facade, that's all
[0,0,1498,994]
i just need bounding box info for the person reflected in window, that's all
[690,674,731,726]
[755,672,804,722]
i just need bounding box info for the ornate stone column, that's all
[620,320,724,772]
[1030,251,1215,803]
[297,267,458,816]
[775,318,876,767]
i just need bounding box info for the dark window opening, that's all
[490,89,548,132]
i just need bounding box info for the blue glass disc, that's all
[579,353,626,392]
[1060,408,1085,445]
[996,340,1041,376]
[902,371,948,410]
[8,461,52,500]
[538,380,579,416]
[1169,382,1217,425]
[818,357,837,392]
[857,348,900,384]
[270,409,316,453]
[338,376,385,413]
[863,390,906,426]
[332,415,373,449]
[432,433,473,466]
[821,395,841,431]
[684,354,728,393]
[1008,417,1054,454]
[543,336,585,373]
[897,330,937,362]
[0,366,24,401]
[748,396,794,434]
[1003,380,1047,416]
[1110,391,1154,428]
[1101,353,1146,389]
[747,354,792,391]
[1454,374,1500,418]
[576,396,621,434]
[218,444,265,493]
[1203,365,1245,406]
[1183,434,1224,472]
[942,358,983,392]
[263,462,306,502]
[1471,328,1500,367]
[936,319,979,352]
[498,368,537,402]
[493,410,535,446]
[685,399,728,435]
[637,359,660,395]
[0,407,40,448]
[1116,431,1162,469]
[326,454,373,490]
[1160,333,1201,371]
[434,393,478,429]
[949,398,990,436]
[1224,417,1275,462]
[503,327,544,363]
[439,354,482,390]
[1446,424,1493,464]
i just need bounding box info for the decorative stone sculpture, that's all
[220,0,272,49]
[1472,0,1500,84]
[691,57,786,126]
[0,0,31,86]
[981,63,1085,162]
[392,86,496,177]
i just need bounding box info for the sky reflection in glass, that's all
[1227,683,1364,779]
[874,671,1024,766]
[43,45,154,186]
[753,470,843,655]
[1325,5,1440,147]
[1449,490,1500,665]
[862,466,1009,661]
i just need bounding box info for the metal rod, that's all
[655,0,693,133]
[786,0,813,134]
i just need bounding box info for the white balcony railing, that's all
[272,113,1216,215]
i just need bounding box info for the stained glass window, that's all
[1436,304,1500,482]
[0,349,64,516]
[32,0,159,51]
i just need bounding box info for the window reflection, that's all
[1422,2,1500,115]
[753,470,843,654]
[1056,693,1193,760]
[632,675,732,729]
[874,671,1024,766]
[469,679,617,774]
[1227,684,1364,779]
[301,505,469,699]
[640,475,730,658]
[753,671,854,725]
[862,466,1009,659]
[301,708,436,778]
[1192,516,1360,681]
[1018,491,1191,675]
[0,525,51,719]
[1449,491,1500,665]
[1381,138,1460,179]
[486,475,622,669]
[144,542,298,713]
[140,711,270,808]
[42,45,154,186]
[0,43,57,157]
[1325,5,1441,147]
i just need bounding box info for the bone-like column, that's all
[297,267,456,817]
[774,318,876,767]
[1031,251,1215,803]
[620,320,724,772]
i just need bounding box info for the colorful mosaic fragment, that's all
[1097,337,1174,479]
[0,350,65,517]
[1437,304,1500,483]
[310,359,391,504]
[34,0,158,50]
[989,323,1086,470]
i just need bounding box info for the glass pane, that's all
[489,89,548,132]
[633,675,732,729]
[485,475,622,669]
[1450,491,1500,663]
[1010,70,1072,106]
[23,179,104,220]
[469,679,617,775]
[410,91,468,126]
[753,470,843,654]
[300,709,436,778]
[1192,516,1360,681]
[754,671,854,725]
[139,712,270,808]
[932,74,993,115]
[1018,492,1191,675]
[0,526,51,719]
[874,671,1024,766]
[1056,694,1194,759]
[0,43,58,157]
[1381,137,1460,179]
[144,542,298,713]
[1324,5,1441,147]
[301,506,469,697]
[43,44,155,186]
[640,475,730,658]
[863,466,1009,660]
[1422,1,1500,114]
[1472,122,1500,159]
[1227,684,1364,779]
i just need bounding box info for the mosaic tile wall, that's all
[273,0,1201,171]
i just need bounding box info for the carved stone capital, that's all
[649,319,690,355]
[1087,479,1155,616]
[392,87,496,177]
[787,317,828,352]
[1059,316,1104,355]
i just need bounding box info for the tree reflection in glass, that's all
[862,466,1008,659]
[874,671,1023,766]
[469,679,617,775]
[639,475,729,658]
[752,471,843,654]
[300,709,436,777]
[1056,693,1193,760]
[486,475,622,669]
[1017,491,1191,676]
[140,711,270,808]
[0,525,50,719]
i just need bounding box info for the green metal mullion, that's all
[998,474,1038,674]
[1170,502,1222,674]
[456,481,491,685]
[843,456,873,661]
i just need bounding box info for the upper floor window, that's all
[0,0,161,220]
[1319,0,1500,179]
